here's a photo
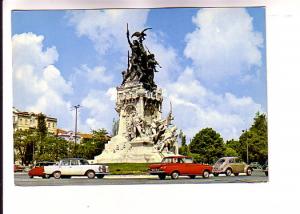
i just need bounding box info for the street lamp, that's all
[72,104,80,157]
[242,129,249,164]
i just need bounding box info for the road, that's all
[15,170,268,186]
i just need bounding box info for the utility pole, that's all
[72,104,80,157]
[246,140,249,164]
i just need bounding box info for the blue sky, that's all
[12,7,266,141]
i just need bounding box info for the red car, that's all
[28,161,56,178]
[149,155,213,180]
[14,164,25,172]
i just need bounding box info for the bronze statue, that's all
[122,24,161,91]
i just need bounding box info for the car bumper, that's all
[95,172,109,175]
[149,170,165,175]
[212,169,224,173]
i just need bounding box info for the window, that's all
[48,122,50,127]
[229,158,234,163]
[60,160,69,166]
[183,158,193,163]
[53,123,55,128]
[70,159,78,165]
[79,159,89,165]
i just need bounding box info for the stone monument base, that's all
[94,135,168,163]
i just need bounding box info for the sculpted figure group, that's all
[122,25,161,90]
[125,107,177,153]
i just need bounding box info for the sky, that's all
[11,7,267,142]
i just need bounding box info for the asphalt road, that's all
[14,170,268,186]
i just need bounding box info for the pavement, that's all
[14,170,268,186]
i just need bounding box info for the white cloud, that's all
[80,89,117,132]
[12,33,74,129]
[67,9,149,55]
[164,67,262,141]
[184,8,263,83]
[74,64,114,84]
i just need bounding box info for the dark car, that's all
[249,162,262,169]
[262,160,268,176]
[28,161,56,178]
[149,155,213,180]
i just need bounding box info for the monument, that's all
[94,25,179,163]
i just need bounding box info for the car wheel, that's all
[213,173,219,177]
[97,174,105,179]
[42,174,50,179]
[225,168,232,176]
[189,175,196,179]
[234,173,239,176]
[265,171,268,176]
[171,171,179,179]
[158,174,166,180]
[53,171,61,179]
[202,170,210,179]
[246,168,252,176]
[29,175,33,179]
[87,170,95,179]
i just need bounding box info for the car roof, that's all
[163,155,190,158]
[61,158,86,161]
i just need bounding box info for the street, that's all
[15,170,268,186]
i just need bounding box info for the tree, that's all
[225,139,240,157]
[35,136,69,161]
[239,112,268,165]
[37,113,48,139]
[75,128,110,159]
[178,130,189,156]
[189,128,225,164]
[14,129,38,165]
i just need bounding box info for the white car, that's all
[44,158,109,179]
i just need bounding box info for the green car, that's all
[212,157,253,176]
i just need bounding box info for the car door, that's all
[59,159,71,175]
[234,158,245,173]
[69,159,82,175]
[182,157,198,175]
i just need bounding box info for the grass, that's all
[105,163,155,175]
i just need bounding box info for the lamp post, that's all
[72,104,80,157]
[242,129,249,164]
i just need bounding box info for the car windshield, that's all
[216,158,225,164]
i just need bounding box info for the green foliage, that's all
[239,112,268,164]
[224,147,238,157]
[37,113,48,139]
[73,128,109,159]
[178,130,190,155]
[189,128,225,164]
[35,136,69,161]
[14,129,37,165]
[189,153,202,163]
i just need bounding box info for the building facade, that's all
[13,107,57,134]
[56,128,93,143]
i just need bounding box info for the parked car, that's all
[262,160,268,176]
[28,161,56,178]
[212,157,252,176]
[14,164,25,172]
[149,155,213,180]
[249,162,262,169]
[44,158,109,179]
